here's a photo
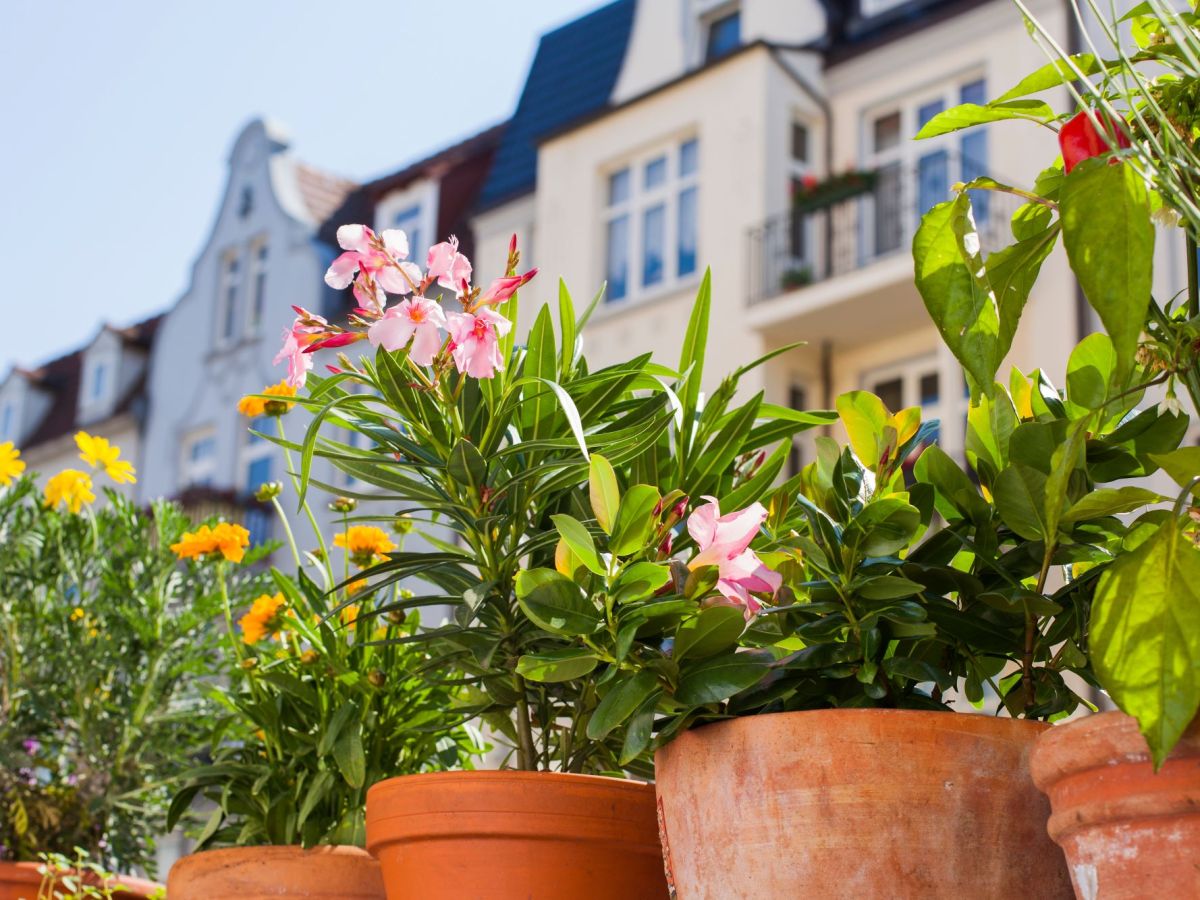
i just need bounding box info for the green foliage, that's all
[0,481,263,875]
[169,495,480,849]
[282,274,833,773]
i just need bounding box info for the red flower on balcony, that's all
[1060,109,1131,174]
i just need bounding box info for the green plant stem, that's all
[1024,546,1055,713]
[513,673,536,771]
[270,496,302,569]
[275,417,332,585]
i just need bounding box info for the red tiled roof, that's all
[295,162,358,224]
[20,314,162,449]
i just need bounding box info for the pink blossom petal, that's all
[381,229,409,260]
[409,323,443,366]
[325,252,361,290]
[378,261,422,295]
[336,224,373,253]
[368,315,417,352]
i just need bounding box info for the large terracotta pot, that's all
[166,845,383,899]
[1030,710,1200,899]
[0,861,161,900]
[366,771,669,900]
[654,709,1073,900]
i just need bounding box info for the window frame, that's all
[216,250,242,348]
[181,428,218,489]
[245,239,270,334]
[239,416,275,496]
[860,354,943,421]
[601,135,701,307]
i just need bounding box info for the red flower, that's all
[1060,110,1131,174]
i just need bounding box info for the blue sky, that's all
[0,0,601,369]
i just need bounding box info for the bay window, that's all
[604,137,700,304]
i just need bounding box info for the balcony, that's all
[747,161,1024,319]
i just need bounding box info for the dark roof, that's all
[476,0,637,211]
[19,315,162,449]
[318,123,506,247]
[822,0,995,64]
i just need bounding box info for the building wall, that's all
[138,119,344,547]
[19,413,143,499]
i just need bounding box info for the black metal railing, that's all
[748,159,1025,306]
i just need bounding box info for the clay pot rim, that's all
[1030,709,1200,788]
[366,769,654,802]
[171,844,372,862]
[0,859,162,895]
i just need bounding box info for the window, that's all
[240,417,275,545]
[791,123,809,165]
[865,357,942,418]
[864,75,989,256]
[248,243,269,331]
[788,121,814,265]
[89,362,107,401]
[0,404,12,442]
[392,204,423,265]
[861,0,909,15]
[182,430,218,488]
[219,253,241,344]
[604,137,700,304]
[705,10,741,62]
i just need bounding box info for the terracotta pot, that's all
[166,845,383,899]
[1030,710,1200,899]
[366,771,669,900]
[655,709,1073,900]
[0,860,161,900]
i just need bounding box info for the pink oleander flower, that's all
[445,308,511,379]
[426,236,472,293]
[325,225,421,296]
[368,297,447,366]
[477,269,539,306]
[687,498,781,618]
[274,306,329,388]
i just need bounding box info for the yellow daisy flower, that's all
[238,593,289,645]
[74,431,136,484]
[334,526,397,568]
[44,469,95,514]
[0,442,25,486]
[70,606,85,622]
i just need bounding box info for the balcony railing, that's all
[747,159,1025,306]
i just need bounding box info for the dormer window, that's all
[0,403,13,443]
[704,8,741,62]
[239,186,254,219]
[89,361,107,402]
[861,0,909,16]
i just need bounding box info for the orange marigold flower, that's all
[239,593,288,644]
[170,522,251,564]
[238,381,297,418]
[334,526,397,568]
[346,579,368,597]
[340,604,361,626]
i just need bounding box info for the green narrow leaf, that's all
[558,279,577,379]
[333,731,366,789]
[1093,520,1200,767]
[619,690,662,765]
[1060,157,1154,381]
[589,454,621,534]
[531,377,590,460]
[678,270,712,456]
[915,100,1056,139]
[521,306,558,438]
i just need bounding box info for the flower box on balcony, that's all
[793,170,878,213]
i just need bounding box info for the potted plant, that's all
[0,438,248,898]
[793,169,879,213]
[164,398,480,899]
[269,228,831,898]
[910,1,1200,894]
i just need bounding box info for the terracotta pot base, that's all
[366,770,668,900]
[1031,710,1200,899]
[166,845,383,899]
[654,708,1073,900]
[0,861,161,900]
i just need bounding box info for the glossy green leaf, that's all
[836,391,888,469]
[1066,333,1119,410]
[1149,447,1200,495]
[589,453,620,534]
[1093,519,1200,767]
[915,100,1056,139]
[994,53,1104,102]
[332,731,365,789]
[619,690,661,765]
[586,671,659,740]
[516,648,600,683]
[611,562,672,606]
[448,439,487,494]
[673,605,746,662]
[551,514,606,576]
[1062,486,1163,525]
[993,462,1049,541]
[609,484,661,556]
[515,568,602,636]
[1060,157,1154,381]
[675,652,770,706]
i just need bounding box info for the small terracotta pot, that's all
[654,709,1073,899]
[0,861,161,900]
[1030,710,1200,899]
[166,845,383,899]
[366,770,669,900]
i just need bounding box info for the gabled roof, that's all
[294,162,358,224]
[475,0,637,212]
[19,315,162,449]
